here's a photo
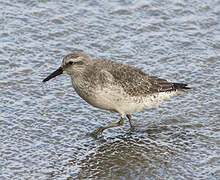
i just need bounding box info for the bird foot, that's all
[130,126,135,131]
[90,127,104,137]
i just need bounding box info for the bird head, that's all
[42,51,92,82]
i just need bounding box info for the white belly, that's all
[77,85,182,115]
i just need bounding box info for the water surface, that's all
[0,0,219,179]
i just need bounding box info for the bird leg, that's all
[90,117,124,136]
[126,114,133,129]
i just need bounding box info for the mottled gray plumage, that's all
[43,51,190,136]
[84,57,189,96]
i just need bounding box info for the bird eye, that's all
[68,61,73,65]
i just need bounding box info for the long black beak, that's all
[42,67,63,82]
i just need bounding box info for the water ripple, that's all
[0,0,219,179]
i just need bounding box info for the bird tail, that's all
[172,83,191,90]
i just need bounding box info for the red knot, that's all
[43,51,190,136]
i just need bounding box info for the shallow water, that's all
[0,0,220,179]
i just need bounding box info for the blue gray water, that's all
[0,0,220,179]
